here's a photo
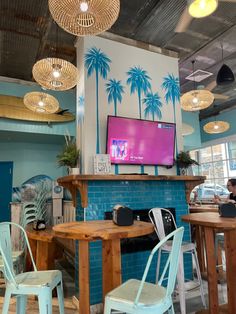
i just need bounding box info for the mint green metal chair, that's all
[0,222,64,314]
[104,227,184,314]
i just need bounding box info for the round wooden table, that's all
[182,212,236,314]
[53,220,154,314]
[26,225,57,271]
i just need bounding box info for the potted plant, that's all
[57,134,80,175]
[176,151,199,175]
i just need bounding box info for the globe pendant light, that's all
[203,120,230,134]
[188,0,218,18]
[32,23,78,91]
[32,58,78,91]
[24,92,59,114]
[48,0,120,36]
[181,60,214,111]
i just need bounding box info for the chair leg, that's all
[2,287,11,314]
[16,295,27,314]
[156,248,162,283]
[56,281,65,314]
[176,252,186,314]
[103,299,112,314]
[38,289,52,314]
[168,303,175,314]
[193,248,206,308]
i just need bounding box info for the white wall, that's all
[76,35,182,174]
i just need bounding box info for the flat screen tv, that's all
[106,116,176,166]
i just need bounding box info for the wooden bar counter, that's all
[53,220,154,314]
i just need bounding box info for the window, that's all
[190,141,236,201]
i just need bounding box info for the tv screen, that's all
[106,116,176,166]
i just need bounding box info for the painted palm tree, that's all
[162,73,180,157]
[85,47,111,153]
[126,66,151,119]
[106,79,125,116]
[161,74,180,124]
[143,91,163,121]
[143,91,163,176]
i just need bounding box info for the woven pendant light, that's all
[32,58,78,91]
[181,60,214,111]
[48,0,120,36]
[24,92,59,114]
[181,89,214,111]
[188,0,218,18]
[203,120,230,134]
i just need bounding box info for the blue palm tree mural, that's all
[85,47,111,153]
[126,66,151,119]
[143,91,163,120]
[106,79,125,116]
[143,91,163,175]
[161,74,180,155]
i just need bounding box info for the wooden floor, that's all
[0,296,78,313]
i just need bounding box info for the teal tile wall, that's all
[75,180,191,305]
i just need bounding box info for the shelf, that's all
[57,174,205,208]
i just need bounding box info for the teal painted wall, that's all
[200,108,235,143]
[0,140,67,187]
[182,110,201,150]
[0,81,76,136]
[0,80,75,186]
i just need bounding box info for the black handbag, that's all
[219,203,236,218]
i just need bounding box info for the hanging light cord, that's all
[192,60,196,91]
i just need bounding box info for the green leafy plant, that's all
[57,134,80,169]
[176,151,199,169]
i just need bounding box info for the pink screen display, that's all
[106,116,176,166]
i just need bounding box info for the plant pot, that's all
[70,167,80,175]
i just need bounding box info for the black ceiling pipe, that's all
[216,64,235,85]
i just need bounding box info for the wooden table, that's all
[182,212,236,314]
[53,220,154,314]
[26,225,57,271]
[189,204,218,213]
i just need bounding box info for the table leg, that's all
[79,240,90,314]
[102,239,121,299]
[36,241,55,270]
[195,225,206,273]
[204,227,219,314]
[224,230,236,314]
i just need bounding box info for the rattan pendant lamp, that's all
[203,120,230,134]
[32,23,78,91]
[23,91,60,114]
[181,60,214,111]
[48,0,120,36]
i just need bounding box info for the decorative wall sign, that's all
[93,154,111,175]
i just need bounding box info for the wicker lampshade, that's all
[48,0,120,36]
[23,92,59,114]
[32,58,78,91]
[203,120,230,134]
[181,89,214,111]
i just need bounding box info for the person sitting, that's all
[214,178,236,204]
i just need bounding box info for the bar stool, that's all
[149,207,206,314]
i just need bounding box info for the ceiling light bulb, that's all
[80,1,89,12]
[188,0,218,18]
[199,0,205,9]
[52,69,61,78]
[192,97,198,104]
[38,100,44,107]
[214,124,219,130]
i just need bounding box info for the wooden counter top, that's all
[57,174,205,208]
